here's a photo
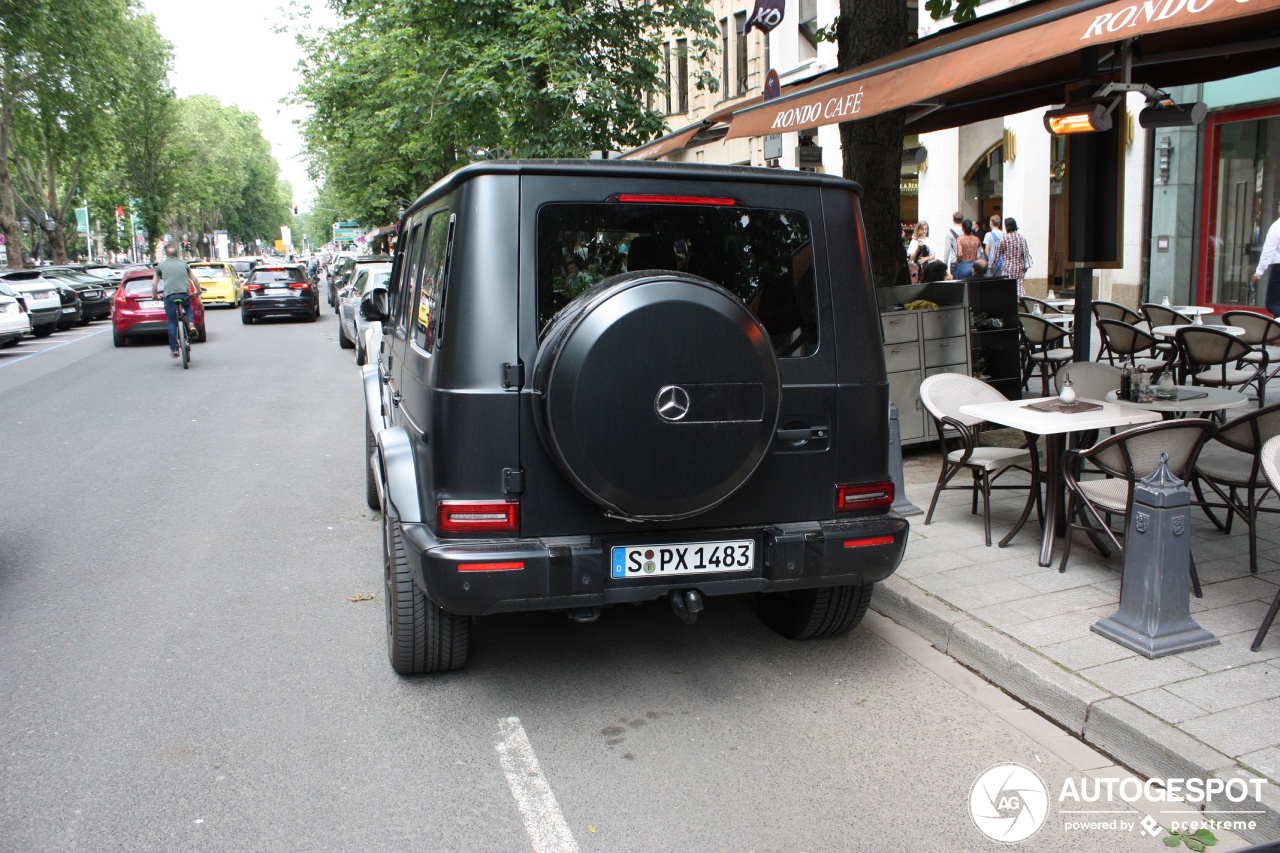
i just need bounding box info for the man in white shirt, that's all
[983,215,1003,276]
[942,211,963,275]
[1253,207,1280,316]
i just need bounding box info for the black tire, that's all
[757,584,873,640]
[196,324,207,343]
[532,271,781,520]
[339,324,354,349]
[241,311,253,325]
[33,325,54,338]
[365,419,380,511]
[355,340,366,366]
[384,516,469,674]
[112,328,126,348]
[179,325,190,369]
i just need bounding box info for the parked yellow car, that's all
[190,262,242,307]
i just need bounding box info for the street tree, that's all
[293,0,718,226]
[0,0,131,265]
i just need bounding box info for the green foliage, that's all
[292,0,718,227]
[1164,827,1218,851]
[924,0,982,23]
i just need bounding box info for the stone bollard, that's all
[1092,453,1217,658]
[889,401,922,517]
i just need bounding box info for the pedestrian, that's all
[991,217,1030,297]
[953,219,981,279]
[942,211,964,276]
[1253,204,1280,316]
[983,215,1003,276]
[907,222,935,267]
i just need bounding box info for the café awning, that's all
[619,120,715,160]
[725,0,1280,139]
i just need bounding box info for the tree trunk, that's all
[0,101,23,268]
[837,0,910,290]
[47,224,67,264]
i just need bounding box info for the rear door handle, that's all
[391,391,402,407]
[775,425,828,441]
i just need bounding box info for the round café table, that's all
[1151,323,1246,338]
[1104,386,1249,416]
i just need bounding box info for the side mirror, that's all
[360,288,389,322]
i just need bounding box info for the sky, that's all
[141,0,338,208]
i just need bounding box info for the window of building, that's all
[677,38,689,114]
[735,12,749,95]
[720,20,730,100]
[663,43,672,115]
[1202,106,1280,307]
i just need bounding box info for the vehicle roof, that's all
[404,158,862,220]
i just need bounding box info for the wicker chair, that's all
[1059,420,1216,587]
[1142,302,1193,330]
[919,373,1040,546]
[1223,310,1280,404]
[1175,326,1260,396]
[1054,361,1121,400]
[1018,313,1073,396]
[1094,319,1173,375]
[1092,301,1144,363]
[1192,402,1280,576]
[1020,296,1066,315]
[1252,435,1280,651]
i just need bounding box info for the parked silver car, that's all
[337,263,391,365]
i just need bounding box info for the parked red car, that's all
[112,269,206,348]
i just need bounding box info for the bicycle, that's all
[172,294,194,369]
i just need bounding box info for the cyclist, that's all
[153,245,200,360]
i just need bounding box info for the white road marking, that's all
[495,717,580,853]
[0,327,108,368]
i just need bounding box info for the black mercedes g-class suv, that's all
[360,159,908,674]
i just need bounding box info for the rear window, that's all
[123,278,155,295]
[249,268,306,284]
[537,201,818,357]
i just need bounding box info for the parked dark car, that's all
[42,268,112,322]
[360,159,907,674]
[328,254,390,310]
[53,283,82,329]
[240,264,319,323]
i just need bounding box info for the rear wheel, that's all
[112,328,126,348]
[384,516,469,674]
[757,584,873,640]
[179,323,189,369]
[339,324,354,349]
[241,311,253,325]
[33,325,53,338]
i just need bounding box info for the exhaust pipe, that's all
[669,590,704,625]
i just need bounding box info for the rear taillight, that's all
[836,481,894,513]
[244,284,262,291]
[437,500,519,533]
[843,535,895,549]
[457,561,525,572]
[288,282,310,290]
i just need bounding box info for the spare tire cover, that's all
[533,271,781,520]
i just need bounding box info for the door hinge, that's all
[503,468,526,494]
[502,361,525,389]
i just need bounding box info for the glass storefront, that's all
[1203,106,1280,307]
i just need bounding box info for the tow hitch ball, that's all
[670,590,704,625]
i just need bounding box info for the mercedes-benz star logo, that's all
[655,385,691,422]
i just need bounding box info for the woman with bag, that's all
[952,219,981,279]
[991,217,1030,297]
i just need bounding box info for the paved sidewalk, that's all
[873,437,1280,845]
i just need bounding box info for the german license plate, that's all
[140,299,163,308]
[610,539,754,579]
[268,288,290,296]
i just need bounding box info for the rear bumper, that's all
[396,515,909,616]
[243,297,314,317]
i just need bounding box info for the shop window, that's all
[1204,108,1280,307]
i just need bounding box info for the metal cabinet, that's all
[880,305,970,445]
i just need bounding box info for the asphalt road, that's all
[0,307,1172,852]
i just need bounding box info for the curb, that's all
[871,574,1279,845]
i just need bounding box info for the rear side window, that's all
[413,210,453,351]
[393,222,423,333]
[537,201,818,357]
